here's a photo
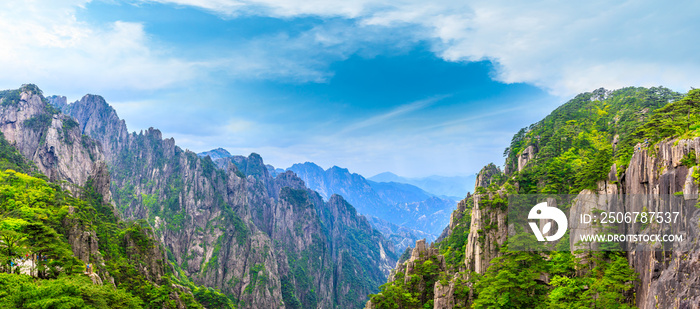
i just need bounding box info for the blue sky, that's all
[1,1,699,177]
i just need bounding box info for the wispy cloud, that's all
[338,95,446,135]
[420,105,530,132]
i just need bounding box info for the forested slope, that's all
[366,87,700,309]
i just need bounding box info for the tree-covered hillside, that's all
[505,87,681,194]
[366,86,699,309]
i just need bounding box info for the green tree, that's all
[0,230,24,273]
[21,222,82,278]
[591,255,637,308]
[472,250,549,309]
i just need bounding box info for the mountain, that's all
[369,172,476,200]
[193,155,438,252]
[364,216,434,252]
[0,84,234,308]
[366,86,700,309]
[366,180,432,205]
[198,147,232,161]
[54,92,398,309]
[286,162,457,242]
[266,165,285,178]
[0,85,402,309]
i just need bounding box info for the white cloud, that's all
[148,0,700,96]
[4,0,696,97]
[207,19,420,83]
[0,0,199,95]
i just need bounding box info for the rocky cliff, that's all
[1,88,104,189]
[56,91,397,308]
[567,137,700,308]
[462,165,508,275]
[619,138,700,309]
[0,85,227,308]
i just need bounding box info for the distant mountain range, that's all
[286,162,457,243]
[369,172,476,200]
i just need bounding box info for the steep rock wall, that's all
[621,138,700,309]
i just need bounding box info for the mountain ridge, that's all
[35,86,400,308]
[369,171,476,200]
[286,161,457,245]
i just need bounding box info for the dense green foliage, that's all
[438,196,473,270]
[472,250,548,308]
[547,252,637,309]
[615,89,700,166]
[368,87,680,309]
[472,247,637,309]
[0,84,42,106]
[193,286,236,309]
[0,89,22,106]
[0,273,143,308]
[506,87,681,194]
[372,239,637,309]
[0,168,234,308]
[0,170,84,278]
[369,255,445,309]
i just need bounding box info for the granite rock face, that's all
[434,193,471,243]
[474,163,500,189]
[620,138,700,309]
[0,91,104,188]
[517,145,536,172]
[1,88,181,301]
[58,93,397,308]
[464,166,508,275]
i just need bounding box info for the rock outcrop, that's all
[0,90,103,188]
[517,145,536,172]
[475,163,500,188]
[463,193,507,274]
[464,165,507,274]
[436,193,472,242]
[566,137,700,308]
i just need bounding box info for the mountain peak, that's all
[197,147,232,161]
[328,165,349,173]
[368,172,401,182]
